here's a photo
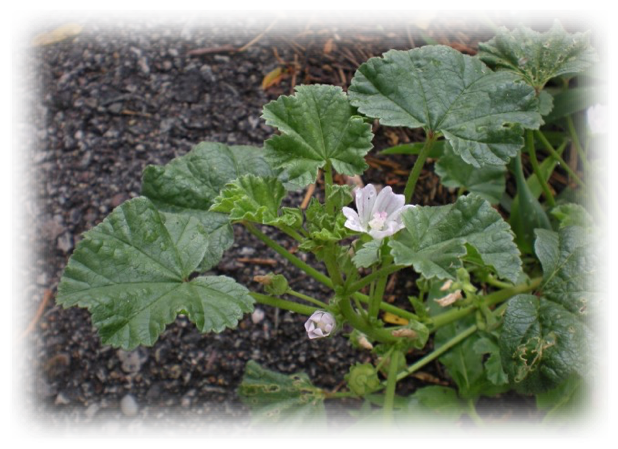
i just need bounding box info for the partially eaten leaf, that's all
[238,360,326,425]
[478,21,597,91]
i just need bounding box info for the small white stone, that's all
[251,308,265,324]
[120,394,139,417]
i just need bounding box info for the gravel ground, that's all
[15,13,572,436]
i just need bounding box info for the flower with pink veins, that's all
[342,184,414,240]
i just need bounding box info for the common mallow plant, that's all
[56,21,601,427]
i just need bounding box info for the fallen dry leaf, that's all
[410,9,438,30]
[323,38,334,54]
[261,67,286,90]
[382,312,409,326]
[32,23,83,47]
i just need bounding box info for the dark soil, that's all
[18,13,580,435]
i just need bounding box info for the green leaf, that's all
[56,198,254,350]
[535,227,596,317]
[550,203,594,229]
[435,317,509,399]
[536,376,585,421]
[538,90,554,116]
[393,397,468,438]
[500,294,592,393]
[545,87,601,124]
[238,360,326,425]
[478,21,597,90]
[509,152,552,254]
[142,142,273,211]
[349,45,541,167]
[405,386,466,421]
[473,336,509,386]
[141,142,274,270]
[483,422,559,438]
[435,143,506,204]
[390,194,522,283]
[210,174,293,227]
[352,239,383,269]
[345,363,381,396]
[156,207,231,272]
[262,84,374,188]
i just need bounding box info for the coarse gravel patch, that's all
[11,11,368,438]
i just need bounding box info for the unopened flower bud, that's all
[304,311,336,339]
[586,104,608,135]
[439,279,453,291]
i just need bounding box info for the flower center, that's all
[368,211,388,231]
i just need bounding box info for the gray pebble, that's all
[120,394,139,417]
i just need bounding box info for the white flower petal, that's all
[342,207,365,232]
[356,184,377,226]
[373,186,405,218]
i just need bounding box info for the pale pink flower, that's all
[342,184,414,240]
[304,311,335,339]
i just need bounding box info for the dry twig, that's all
[20,289,53,339]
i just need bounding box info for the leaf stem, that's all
[484,274,513,290]
[429,277,542,332]
[565,115,591,174]
[404,132,437,203]
[526,130,556,207]
[287,289,329,309]
[369,256,393,320]
[467,399,485,427]
[244,222,332,286]
[347,264,402,296]
[250,292,317,316]
[383,350,401,424]
[534,130,586,188]
[338,295,397,344]
[396,324,478,382]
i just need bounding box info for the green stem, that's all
[323,160,335,215]
[347,264,402,296]
[323,243,344,286]
[338,295,397,344]
[565,115,591,173]
[474,9,499,33]
[404,133,437,203]
[250,292,317,316]
[467,399,485,427]
[244,223,332,286]
[429,277,542,332]
[324,391,359,400]
[383,350,401,424]
[369,261,391,320]
[279,225,306,243]
[245,223,419,322]
[396,324,478,382]
[526,130,556,207]
[484,274,513,290]
[287,289,329,309]
[534,131,586,188]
